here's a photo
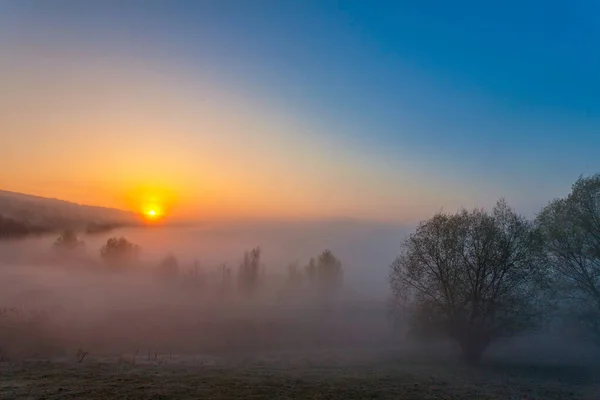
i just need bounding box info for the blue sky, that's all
[1,0,599,220]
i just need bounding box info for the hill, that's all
[0,190,142,239]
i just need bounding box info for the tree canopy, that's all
[100,237,140,268]
[537,174,600,344]
[390,200,547,363]
[317,250,343,290]
[52,230,84,255]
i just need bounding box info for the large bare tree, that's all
[390,200,547,363]
[537,174,600,344]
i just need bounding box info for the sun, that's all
[142,205,163,222]
[133,189,171,223]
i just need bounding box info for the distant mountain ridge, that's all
[0,190,142,239]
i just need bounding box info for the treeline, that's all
[389,174,600,363]
[52,231,344,297]
[0,214,52,239]
[0,214,125,240]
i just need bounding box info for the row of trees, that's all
[389,174,600,363]
[159,247,344,295]
[52,231,344,295]
[53,233,140,266]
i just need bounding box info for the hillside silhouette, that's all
[0,190,142,239]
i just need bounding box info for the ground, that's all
[1,349,598,399]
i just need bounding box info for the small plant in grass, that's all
[76,348,88,363]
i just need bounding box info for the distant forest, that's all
[0,214,124,239]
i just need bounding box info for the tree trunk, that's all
[456,329,491,364]
[460,340,486,364]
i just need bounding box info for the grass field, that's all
[1,349,599,399]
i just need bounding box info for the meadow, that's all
[2,346,599,400]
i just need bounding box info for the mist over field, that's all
[0,220,595,356]
[2,180,600,400]
[2,220,405,293]
[3,1,600,398]
[0,221,402,357]
[2,199,600,399]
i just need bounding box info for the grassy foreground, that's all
[1,350,598,399]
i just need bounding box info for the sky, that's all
[1,0,599,223]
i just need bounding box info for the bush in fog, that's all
[537,174,600,345]
[390,200,548,363]
[52,230,85,256]
[100,236,140,267]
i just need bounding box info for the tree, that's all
[317,250,343,290]
[99,237,140,268]
[237,247,261,294]
[389,200,547,363]
[537,174,600,345]
[52,230,84,255]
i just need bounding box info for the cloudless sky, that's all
[1,1,599,222]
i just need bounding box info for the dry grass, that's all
[1,349,599,399]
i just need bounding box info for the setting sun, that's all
[142,205,164,221]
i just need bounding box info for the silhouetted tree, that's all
[52,230,84,255]
[390,200,547,363]
[317,250,343,290]
[237,247,261,294]
[537,174,600,345]
[100,237,140,268]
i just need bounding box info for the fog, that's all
[0,220,407,360]
[0,220,598,368]
[1,220,408,296]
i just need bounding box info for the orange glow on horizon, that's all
[0,47,459,224]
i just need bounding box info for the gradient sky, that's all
[1,1,599,222]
